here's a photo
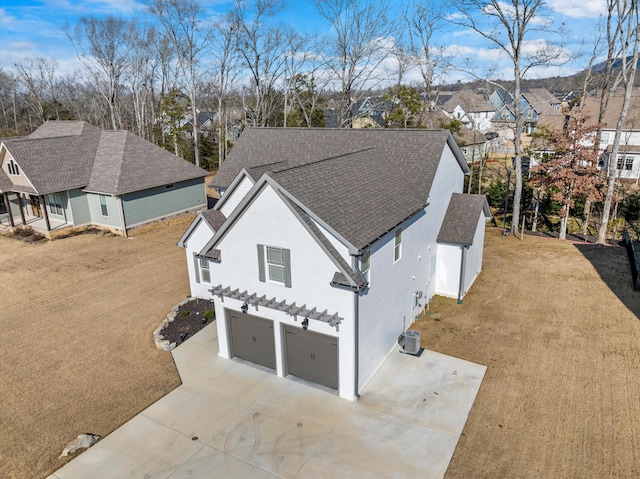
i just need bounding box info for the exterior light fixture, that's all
[241,302,248,314]
[302,318,309,330]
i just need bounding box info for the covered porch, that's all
[0,191,71,237]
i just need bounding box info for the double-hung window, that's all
[266,246,286,283]
[617,156,634,171]
[199,257,211,283]
[394,228,402,263]
[257,244,291,287]
[99,195,108,216]
[361,250,371,282]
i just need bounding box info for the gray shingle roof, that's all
[2,121,207,196]
[3,123,101,194]
[86,130,207,194]
[215,127,466,251]
[200,208,227,231]
[437,193,490,246]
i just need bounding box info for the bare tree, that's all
[314,0,398,128]
[14,57,64,125]
[147,0,208,166]
[403,0,448,127]
[454,0,565,235]
[597,0,640,244]
[210,11,242,165]
[66,16,134,130]
[0,68,20,133]
[232,0,292,127]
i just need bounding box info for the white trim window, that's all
[394,228,402,263]
[257,244,292,287]
[266,246,286,283]
[199,257,211,283]
[99,194,108,216]
[617,156,634,171]
[361,250,371,283]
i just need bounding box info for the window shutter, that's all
[193,253,200,283]
[283,248,292,288]
[257,244,265,282]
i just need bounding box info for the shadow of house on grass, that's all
[573,243,640,320]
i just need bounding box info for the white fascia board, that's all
[177,215,214,248]
[214,167,255,211]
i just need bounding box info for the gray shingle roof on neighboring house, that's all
[86,130,207,194]
[213,127,467,251]
[2,121,208,196]
[437,193,491,246]
[3,123,101,194]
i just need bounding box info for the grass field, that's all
[2,217,639,478]
[414,229,640,478]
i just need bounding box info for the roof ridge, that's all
[271,146,376,174]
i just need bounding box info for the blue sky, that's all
[0,0,609,84]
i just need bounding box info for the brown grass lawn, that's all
[3,216,640,478]
[414,229,640,479]
[0,216,193,479]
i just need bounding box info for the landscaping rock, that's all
[59,433,101,458]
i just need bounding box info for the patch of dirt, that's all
[0,214,194,479]
[161,299,215,346]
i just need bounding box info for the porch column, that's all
[16,193,26,225]
[40,195,51,231]
[4,192,14,227]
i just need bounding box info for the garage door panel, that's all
[285,326,338,390]
[229,310,276,370]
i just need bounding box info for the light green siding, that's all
[122,178,205,228]
[68,188,91,226]
[87,193,122,229]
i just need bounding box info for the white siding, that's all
[219,175,254,217]
[182,218,216,299]
[357,145,465,390]
[436,244,462,298]
[211,184,356,399]
[462,214,486,296]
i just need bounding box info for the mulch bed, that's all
[161,299,215,346]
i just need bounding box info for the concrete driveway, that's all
[48,324,485,478]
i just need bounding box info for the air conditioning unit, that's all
[403,330,421,354]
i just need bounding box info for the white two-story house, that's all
[179,128,490,400]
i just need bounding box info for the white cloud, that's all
[547,0,606,19]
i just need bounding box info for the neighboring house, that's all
[582,91,640,181]
[0,121,208,237]
[440,90,496,131]
[490,88,564,135]
[178,128,490,400]
[325,97,388,128]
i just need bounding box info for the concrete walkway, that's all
[48,325,486,478]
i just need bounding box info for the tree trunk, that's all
[580,198,591,235]
[597,2,639,244]
[511,69,523,235]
